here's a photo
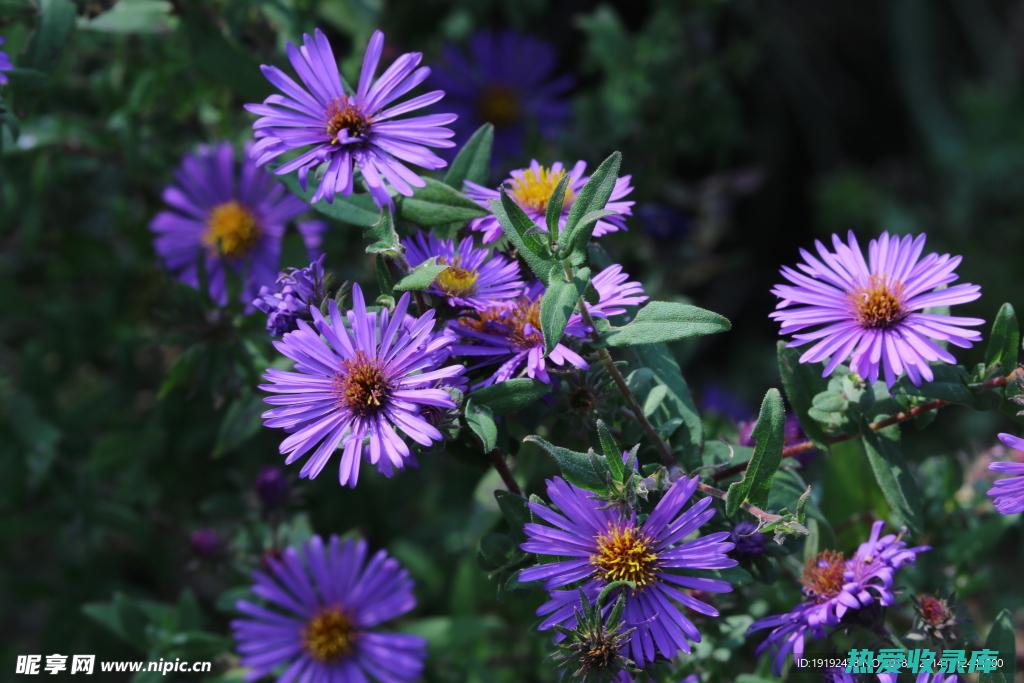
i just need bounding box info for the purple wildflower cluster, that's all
[749,521,928,673]
[519,476,737,667]
[253,255,327,336]
[988,433,1024,515]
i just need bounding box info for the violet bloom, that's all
[519,476,736,667]
[150,143,308,306]
[247,29,456,207]
[403,232,523,308]
[232,535,425,682]
[770,232,983,386]
[988,433,1024,515]
[0,38,12,85]
[254,255,327,336]
[464,160,635,243]
[451,265,645,387]
[428,31,572,161]
[730,521,767,559]
[260,284,464,487]
[749,521,928,673]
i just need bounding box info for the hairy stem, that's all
[710,369,1020,481]
[697,482,783,524]
[487,448,522,496]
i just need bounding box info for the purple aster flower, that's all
[247,29,456,207]
[464,159,635,243]
[150,142,308,306]
[254,255,328,336]
[255,465,289,511]
[403,232,524,308]
[518,476,737,667]
[190,528,224,559]
[260,284,464,487]
[0,38,12,85]
[770,232,983,387]
[232,534,425,682]
[428,31,572,162]
[749,521,928,673]
[988,433,1024,515]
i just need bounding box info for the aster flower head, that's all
[247,29,456,207]
[749,521,928,673]
[464,159,635,243]
[518,476,737,667]
[429,31,572,161]
[232,534,425,682]
[260,284,464,487]
[452,265,645,387]
[988,432,1024,515]
[0,37,12,85]
[402,232,524,308]
[771,232,983,387]
[254,254,328,336]
[150,143,308,306]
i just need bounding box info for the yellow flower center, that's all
[435,258,480,297]
[509,165,576,213]
[460,297,542,350]
[203,201,261,258]
[591,524,658,586]
[334,352,391,416]
[326,99,371,144]
[851,277,906,328]
[801,550,846,599]
[302,607,358,663]
[477,85,522,127]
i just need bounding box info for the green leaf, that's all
[494,490,531,539]
[394,257,448,291]
[398,177,488,227]
[213,393,263,458]
[364,208,402,255]
[25,0,76,70]
[444,124,493,188]
[985,303,1020,375]
[630,344,703,456]
[558,151,622,257]
[596,420,625,483]
[726,389,785,515]
[491,193,555,282]
[893,364,974,407]
[467,379,550,414]
[777,342,830,445]
[524,436,608,493]
[860,424,923,533]
[464,399,497,452]
[540,267,590,352]
[545,173,571,239]
[605,301,731,347]
[980,609,1016,683]
[279,174,381,227]
[78,0,176,33]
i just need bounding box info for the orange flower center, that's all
[851,277,906,328]
[477,85,522,127]
[326,99,371,144]
[591,524,658,586]
[461,297,542,350]
[302,607,358,662]
[509,165,576,213]
[801,550,846,599]
[203,201,261,258]
[334,352,391,416]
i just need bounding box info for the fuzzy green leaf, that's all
[279,174,381,227]
[394,257,448,292]
[605,301,731,347]
[444,124,493,188]
[985,303,1020,375]
[726,389,785,515]
[491,193,555,282]
[464,400,497,452]
[26,0,76,70]
[540,267,589,352]
[981,609,1016,683]
[524,436,608,493]
[558,151,622,257]
[861,424,922,533]
[467,379,550,414]
[777,342,831,446]
[399,177,488,227]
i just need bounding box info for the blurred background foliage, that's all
[3,0,1024,680]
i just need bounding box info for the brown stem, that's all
[697,482,782,524]
[569,265,675,468]
[487,448,522,495]
[710,369,1020,482]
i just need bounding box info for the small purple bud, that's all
[256,465,289,510]
[189,528,223,558]
[730,521,766,559]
